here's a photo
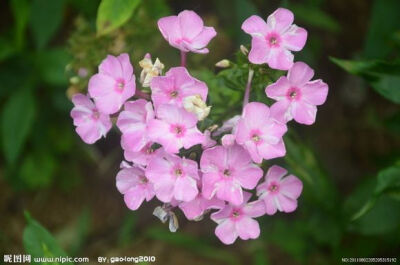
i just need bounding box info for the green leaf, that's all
[370,75,400,104]
[363,0,400,59]
[330,57,400,104]
[375,165,400,195]
[23,213,74,265]
[96,0,142,36]
[350,195,400,235]
[30,0,65,49]
[350,165,400,221]
[11,0,30,50]
[1,87,36,165]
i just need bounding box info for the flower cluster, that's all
[70,8,328,245]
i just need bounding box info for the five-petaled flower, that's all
[235,102,287,163]
[266,62,329,125]
[150,67,208,109]
[70,93,112,144]
[211,192,266,244]
[89,53,136,114]
[158,10,217,54]
[257,165,303,215]
[242,8,307,70]
[146,151,199,202]
[200,144,263,205]
[116,163,155,210]
[148,104,205,154]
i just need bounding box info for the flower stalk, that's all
[180,51,187,67]
[243,68,255,109]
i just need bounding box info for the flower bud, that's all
[240,45,249,55]
[183,95,211,121]
[215,59,231,68]
[139,55,164,87]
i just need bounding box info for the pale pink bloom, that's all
[257,165,303,215]
[70,93,111,144]
[202,130,217,149]
[148,104,204,154]
[235,102,287,163]
[158,10,217,53]
[116,164,155,211]
[124,143,162,167]
[146,152,199,202]
[200,144,263,205]
[242,8,307,70]
[117,99,155,153]
[88,53,135,114]
[150,67,208,109]
[221,134,236,147]
[211,192,266,244]
[266,62,328,125]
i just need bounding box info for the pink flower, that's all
[116,164,155,211]
[200,144,263,205]
[211,192,266,244]
[158,10,217,54]
[124,142,161,166]
[235,102,287,163]
[70,93,111,144]
[88,53,135,114]
[150,67,208,109]
[117,99,155,153]
[146,152,199,202]
[266,62,328,125]
[148,104,204,154]
[241,8,307,70]
[257,165,303,215]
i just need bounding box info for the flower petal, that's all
[265,76,291,100]
[280,175,303,199]
[282,25,307,52]
[287,62,314,86]
[174,176,198,202]
[124,187,146,210]
[248,36,270,64]
[190,26,217,50]
[266,8,294,33]
[241,15,268,36]
[291,101,317,125]
[236,217,260,240]
[98,55,123,78]
[158,15,181,43]
[215,220,238,245]
[301,79,328,105]
[243,199,266,218]
[178,10,204,40]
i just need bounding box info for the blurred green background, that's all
[1,0,400,264]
